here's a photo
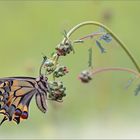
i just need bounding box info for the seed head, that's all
[79,70,92,83]
[47,81,66,102]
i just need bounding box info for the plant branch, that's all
[78,32,103,41]
[92,67,140,77]
[62,21,140,73]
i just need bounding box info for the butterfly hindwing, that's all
[13,89,36,124]
[35,92,47,113]
[0,77,37,125]
[0,76,48,125]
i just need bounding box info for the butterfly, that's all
[0,57,48,125]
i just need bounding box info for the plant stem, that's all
[92,67,140,77]
[62,21,140,73]
[78,32,103,41]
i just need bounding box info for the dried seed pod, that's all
[47,81,66,102]
[53,66,69,78]
[56,40,74,56]
[44,59,54,67]
[44,54,59,75]
[79,70,92,83]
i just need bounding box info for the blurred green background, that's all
[0,1,140,139]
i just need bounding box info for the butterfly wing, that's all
[0,77,37,125]
[35,92,47,113]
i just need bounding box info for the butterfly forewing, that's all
[0,76,48,125]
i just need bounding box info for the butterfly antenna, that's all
[39,55,47,76]
[0,116,7,126]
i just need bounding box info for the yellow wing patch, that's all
[15,87,34,97]
[12,80,35,88]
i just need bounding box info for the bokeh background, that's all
[0,1,140,139]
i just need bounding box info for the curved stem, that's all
[39,56,47,76]
[92,67,140,77]
[62,21,140,73]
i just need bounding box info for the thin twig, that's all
[92,67,140,77]
[62,21,140,73]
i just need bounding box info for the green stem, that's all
[62,21,140,73]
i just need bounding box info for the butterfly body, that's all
[0,75,48,125]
